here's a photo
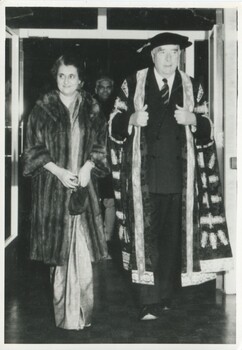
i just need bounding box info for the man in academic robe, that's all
[109,32,233,320]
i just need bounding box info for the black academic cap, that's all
[138,32,192,53]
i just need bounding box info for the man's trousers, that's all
[135,193,182,305]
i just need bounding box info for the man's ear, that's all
[151,49,155,63]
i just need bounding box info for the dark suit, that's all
[145,68,185,194]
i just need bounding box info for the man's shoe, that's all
[160,298,171,311]
[139,305,159,321]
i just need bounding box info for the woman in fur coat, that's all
[23,54,109,330]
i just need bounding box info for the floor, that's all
[4,242,236,345]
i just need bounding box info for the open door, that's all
[209,17,237,294]
[209,24,224,182]
[5,27,23,247]
[223,10,237,295]
[209,24,224,292]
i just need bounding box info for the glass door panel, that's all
[209,24,224,185]
[5,33,12,240]
[5,28,20,246]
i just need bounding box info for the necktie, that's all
[160,78,169,105]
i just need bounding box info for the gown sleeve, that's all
[192,79,213,144]
[109,77,135,143]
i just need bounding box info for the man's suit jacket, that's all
[111,67,210,194]
[145,68,185,193]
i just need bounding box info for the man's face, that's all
[96,80,113,102]
[151,44,181,78]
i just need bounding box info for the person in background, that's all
[23,54,109,330]
[94,75,116,258]
[109,32,232,321]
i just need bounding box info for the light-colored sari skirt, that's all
[50,214,93,330]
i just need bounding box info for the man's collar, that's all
[153,67,176,89]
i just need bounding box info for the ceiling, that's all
[6,7,217,31]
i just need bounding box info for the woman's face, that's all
[57,64,81,97]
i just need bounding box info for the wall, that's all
[223,8,237,294]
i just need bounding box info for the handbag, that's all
[68,186,88,215]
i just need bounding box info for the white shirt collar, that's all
[153,68,176,96]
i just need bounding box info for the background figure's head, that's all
[95,75,114,102]
[51,54,85,97]
[139,32,192,78]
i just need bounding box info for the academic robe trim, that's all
[109,68,233,286]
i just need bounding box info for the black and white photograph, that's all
[1,1,241,349]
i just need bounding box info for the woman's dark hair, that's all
[51,53,85,81]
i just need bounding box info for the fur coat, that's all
[23,90,109,265]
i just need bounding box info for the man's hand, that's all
[174,105,197,126]
[129,104,149,127]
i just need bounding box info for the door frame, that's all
[5,26,20,248]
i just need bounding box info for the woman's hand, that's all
[78,161,95,187]
[44,162,78,189]
[55,168,78,188]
